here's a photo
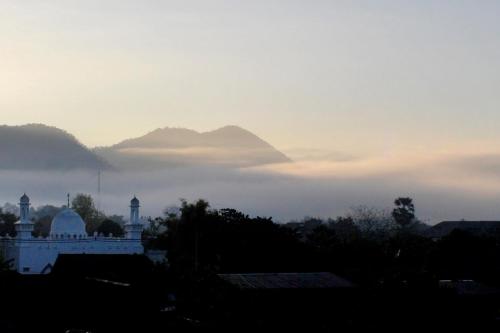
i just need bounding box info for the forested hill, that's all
[0,124,110,171]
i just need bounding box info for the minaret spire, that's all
[125,196,143,240]
[16,193,34,239]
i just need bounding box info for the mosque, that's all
[0,194,144,274]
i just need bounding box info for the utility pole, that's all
[97,170,101,220]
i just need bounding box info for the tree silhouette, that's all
[97,219,124,237]
[0,208,17,236]
[71,193,102,234]
[392,197,415,227]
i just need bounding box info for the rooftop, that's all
[425,220,500,238]
[217,272,355,289]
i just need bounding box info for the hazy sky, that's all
[1,0,500,155]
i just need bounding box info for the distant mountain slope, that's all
[96,126,291,170]
[0,124,110,170]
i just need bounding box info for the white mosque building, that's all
[0,194,144,274]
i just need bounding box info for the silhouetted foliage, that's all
[329,217,361,244]
[97,219,124,237]
[392,197,416,227]
[163,200,308,281]
[32,204,63,237]
[0,208,17,236]
[33,215,52,237]
[347,205,396,240]
[71,193,103,234]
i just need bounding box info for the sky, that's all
[1,0,500,156]
[2,1,500,222]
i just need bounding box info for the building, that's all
[0,194,144,274]
[424,221,500,240]
[217,272,355,289]
[213,272,357,330]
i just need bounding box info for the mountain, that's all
[0,124,110,171]
[0,124,290,171]
[95,126,291,170]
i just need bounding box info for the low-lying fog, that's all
[2,149,500,224]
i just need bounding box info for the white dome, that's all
[50,208,87,238]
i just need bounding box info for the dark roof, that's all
[439,280,500,296]
[217,272,355,289]
[425,221,500,238]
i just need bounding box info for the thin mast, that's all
[97,169,101,219]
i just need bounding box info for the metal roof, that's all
[217,272,355,289]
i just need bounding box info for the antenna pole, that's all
[97,170,101,220]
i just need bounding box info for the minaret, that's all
[15,193,34,240]
[125,196,143,240]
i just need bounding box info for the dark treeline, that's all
[4,194,499,287]
[143,197,500,288]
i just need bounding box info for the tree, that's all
[164,200,309,279]
[32,204,64,237]
[329,217,361,245]
[71,193,102,234]
[97,219,124,237]
[0,208,18,236]
[165,199,213,278]
[348,205,396,239]
[392,197,415,227]
[306,224,337,252]
[106,214,125,226]
[1,203,18,215]
[33,216,52,237]
[180,199,210,274]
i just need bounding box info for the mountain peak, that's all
[97,125,291,170]
[210,125,247,132]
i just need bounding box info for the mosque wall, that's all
[0,237,144,274]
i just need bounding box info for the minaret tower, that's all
[125,196,143,240]
[15,193,34,240]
